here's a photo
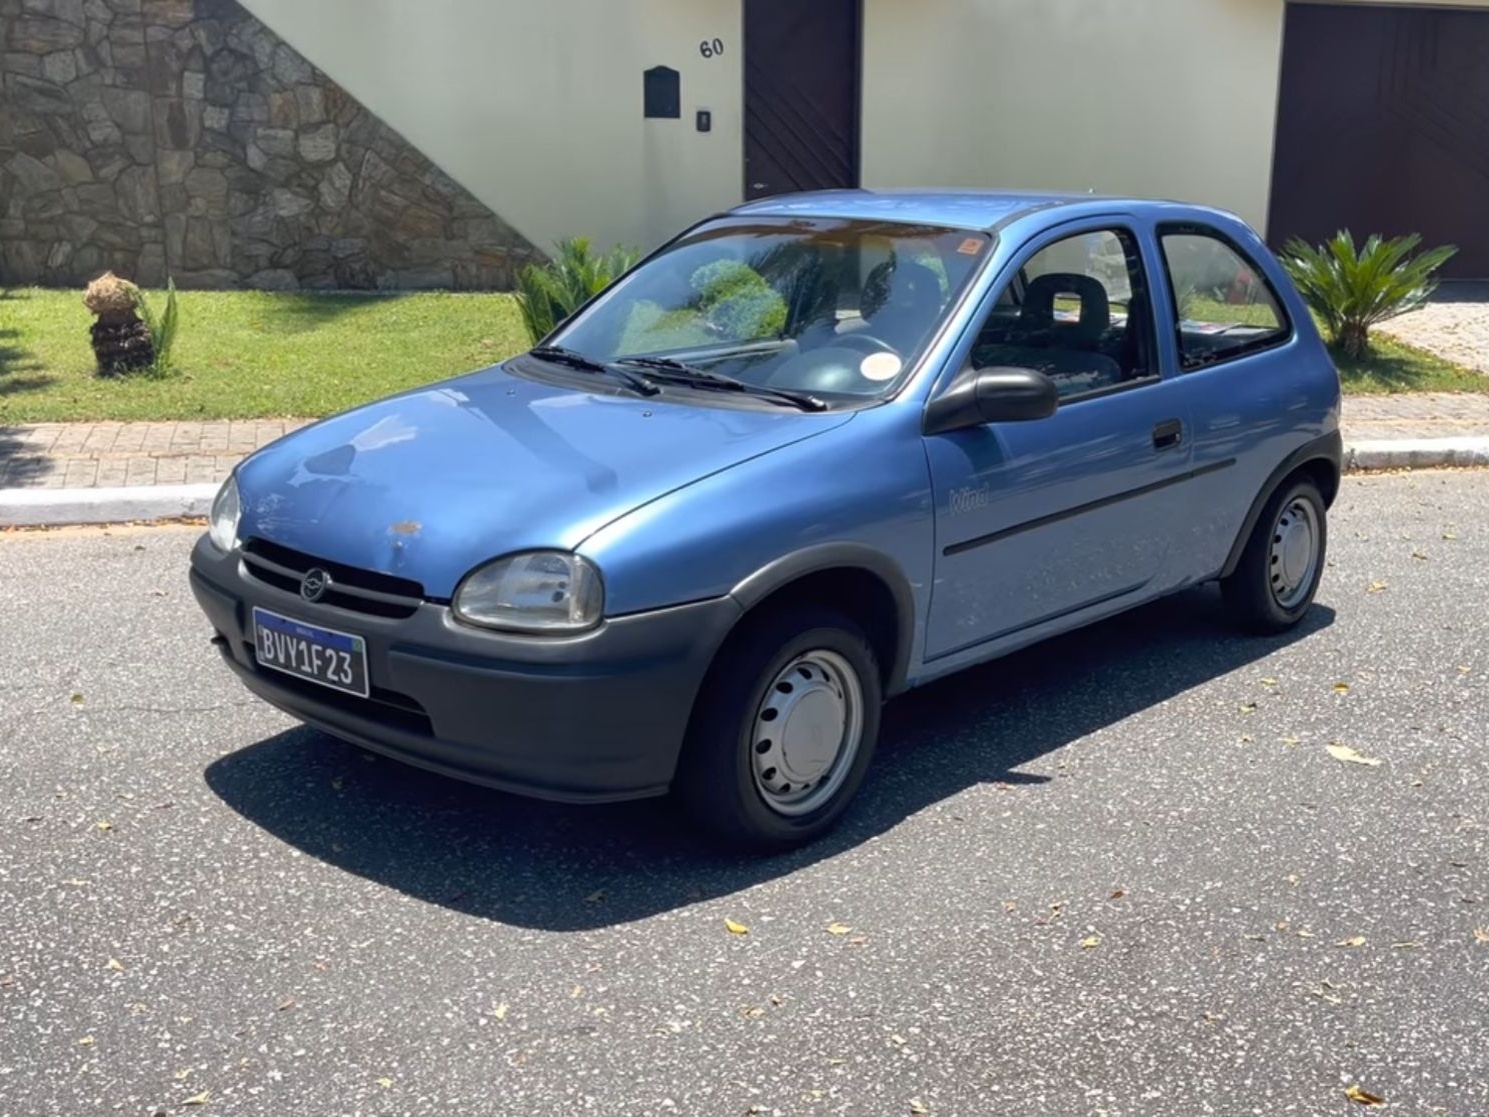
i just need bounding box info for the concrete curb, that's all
[0,483,217,527]
[1,440,1486,527]
[1343,436,1489,472]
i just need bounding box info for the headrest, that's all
[1021,273,1111,342]
[862,259,944,319]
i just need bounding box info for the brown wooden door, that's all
[743,0,861,200]
[1268,3,1489,278]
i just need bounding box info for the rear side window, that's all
[1159,229,1290,369]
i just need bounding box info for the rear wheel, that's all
[1221,476,1327,633]
[675,607,882,849]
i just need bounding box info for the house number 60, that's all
[699,38,724,58]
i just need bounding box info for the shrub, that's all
[135,277,181,376]
[688,259,787,340]
[516,237,640,345]
[1281,231,1457,359]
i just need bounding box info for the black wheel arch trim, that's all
[1220,429,1342,579]
[727,543,917,696]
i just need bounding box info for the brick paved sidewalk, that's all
[2,395,1488,491]
[0,420,309,489]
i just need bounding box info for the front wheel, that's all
[675,608,882,850]
[1221,476,1328,633]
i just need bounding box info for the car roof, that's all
[727,188,1203,232]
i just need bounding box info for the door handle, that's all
[1152,418,1183,450]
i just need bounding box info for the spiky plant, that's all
[134,276,180,376]
[1281,231,1457,359]
[515,237,640,345]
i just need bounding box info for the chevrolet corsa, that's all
[189,190,1341,848]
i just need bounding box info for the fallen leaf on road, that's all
[1344,1084,1385,1106]
[1110,889,1125,900]
[585,889,605,904]
[106,958,124,972]
[96,820,113,831]
[70,693,84,705]
[1391,942,1424,950]
[330,777,343,791]
[1412,549,1428,560]
[1260,677,1278,687]
[1239,734,1254,743]
[1332,682,1351,694]
[1327,744,1381,767]
[826,922,852,935]
[1238,701,1257,713]
[1443,531,1459,540]
[1367,581,1387,593]
[1080,935,1101,949]
[77,1036,95,1046]
[376,1077,393,1089]
[276,996,295,1012]
[1335,936,1367,948]
[183,1090,212,1106]
[494,1002,509,1020]
[769,994,785,1006]
[741,1005,764,1017]
[1473,927,1489,945]
[909,1100,930,1115]
[724,918,749,935]
[1297,930,1315,938]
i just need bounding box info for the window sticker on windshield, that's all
[860,352,903,381]
[957,238,983,255]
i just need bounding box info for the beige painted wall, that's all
[861,0,1289,232]
[238,0,745,255]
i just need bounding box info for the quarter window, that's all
[970,228,1157,400]
[1159,229,1289,369]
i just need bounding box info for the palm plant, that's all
[515,237,640,345]
[135,277,180,376]
[1281,231,1456,359]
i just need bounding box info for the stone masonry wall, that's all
[0,0,540,289]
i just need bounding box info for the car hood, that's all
[235,362,854,597]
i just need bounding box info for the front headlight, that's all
[208,475,240,552]
[453,552,604,633]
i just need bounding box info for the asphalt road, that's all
[2,471,1486,1117]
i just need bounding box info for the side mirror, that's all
[923,365,1059,435]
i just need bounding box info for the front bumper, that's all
[188,536,740,803]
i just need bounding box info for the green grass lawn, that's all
[1,286,1484,423]
[0,287,528,423]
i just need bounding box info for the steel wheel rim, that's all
[749,649,864,817]
[1269,496,1320,609]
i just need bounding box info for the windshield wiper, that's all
[616,356,826,412]
[529,346,659,397]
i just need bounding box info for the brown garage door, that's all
[1268,2,1489,278]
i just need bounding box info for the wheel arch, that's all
[1220,430,1342,580]
[725,543,917,697]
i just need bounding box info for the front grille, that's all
[242,538,424,618]
[242,641,434,737]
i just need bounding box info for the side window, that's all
[1159,229,1289,369]
[971,228,1157,400]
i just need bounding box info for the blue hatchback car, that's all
[189,189,1341,848]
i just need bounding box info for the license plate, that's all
[252,607,369,698]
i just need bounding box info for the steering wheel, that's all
[830,332,902,358]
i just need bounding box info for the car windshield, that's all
[548,216,992,405]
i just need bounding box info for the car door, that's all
[922,221,1195,662]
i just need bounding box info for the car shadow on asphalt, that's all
[204,587,1335,931]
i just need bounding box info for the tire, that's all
[1221,475,1327,634]
[675,607,882,850]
